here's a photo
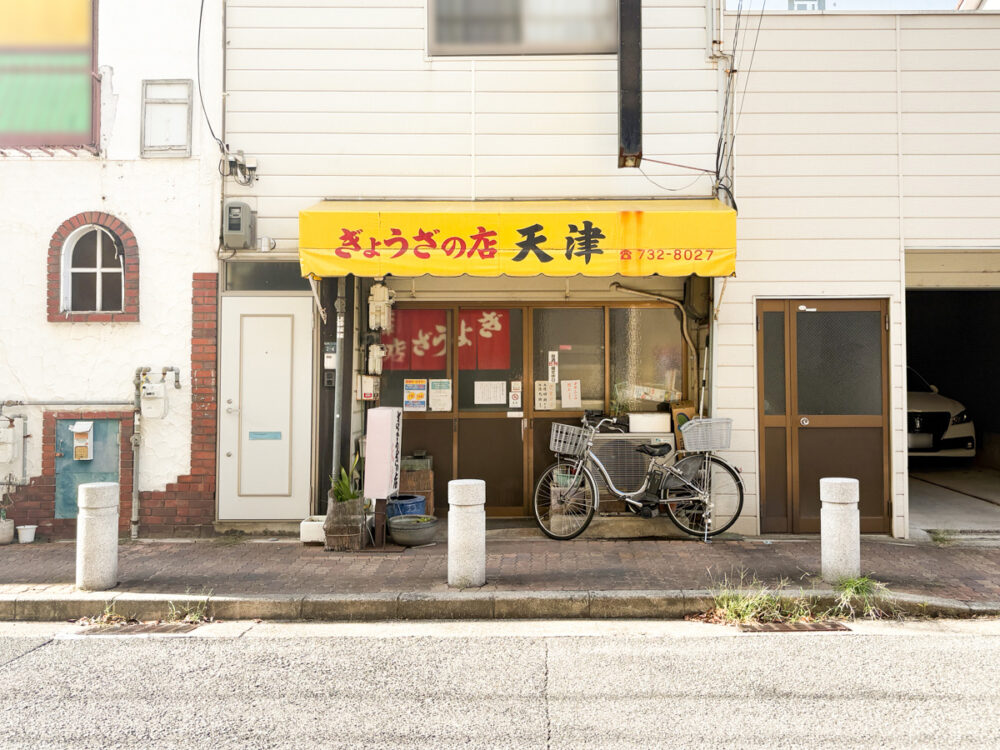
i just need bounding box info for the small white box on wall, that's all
[69,421,94,461]
[363,407,402,500]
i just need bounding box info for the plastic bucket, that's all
[387,494,426,519]
[16,525,37,544]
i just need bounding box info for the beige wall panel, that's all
[734,260,903,284]
[901,28,1000,49]
[736,154,900,177]
[743,71,897,92]
[737,197,899,219]
[734,112,899,135]
[229,154,472,179]
[228,132,471,155]
[226,90,472,114]
[473,175,715,199]
[902,91,1000,112]
[736,176,900,198]
[737,91,894,114]
[902,154,1000,176]
[226,6,425,28]
[226,112,472,136]
[899,50,1000,70]
[737,218,901,240]
[227,27,423,49]
[902,176,1000,197]
[735,133,897,155]
[733,240,900,262]
[900,70,999,91]
[226,69,473,92]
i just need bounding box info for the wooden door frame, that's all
[757,298,891,533]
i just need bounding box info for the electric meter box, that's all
[223,200,256,250]
[0,417,24,468]
[140,381,168,419]
[69,421,94,461]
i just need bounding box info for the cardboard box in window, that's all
[670,401,697,451]
[400,469,434,516]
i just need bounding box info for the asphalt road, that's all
[1,620,999,749]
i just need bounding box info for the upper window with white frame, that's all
[141,80,193,158]
[428,0,617,56]
[63,227,124,313]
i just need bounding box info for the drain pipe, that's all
[131,367,150,539]
[608,282,698,362]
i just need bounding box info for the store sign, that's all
[299,200,736,278]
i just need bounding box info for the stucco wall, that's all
[0,0,223,492]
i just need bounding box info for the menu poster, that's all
[428,379,452,411]
[474,380,507,405]
[547,351,559,382]
[560,379,582,409]
[534,380,556,411]
[403,379,427,411]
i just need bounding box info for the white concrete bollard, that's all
[448,479,486,588]
[820,477,861,583]
[76,482,120,591]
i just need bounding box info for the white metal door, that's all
[219,296,314,520]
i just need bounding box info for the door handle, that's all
[800,417,810,426]
[226,406,240,414]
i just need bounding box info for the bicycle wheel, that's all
[664,455,744,537]
[533,461,598,540]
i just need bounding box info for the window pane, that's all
[99,230,121,267]
[71,271,96,311]
[144,101,189,148]
[101,272,122,311]
[145,81,190,99]
[609,308,683,413]
[224,262,311,291]
[72,229,97,267]
[762,311,785,415]
[796,310,882,415]
[430,0,616,54]
[380,309,451,410]
[458,309,523,412]
[532,308,603,411]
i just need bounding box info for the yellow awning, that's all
[298,199,736,278]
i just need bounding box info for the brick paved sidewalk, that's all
[1,536,998,605]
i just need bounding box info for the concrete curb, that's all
[2,588,996,622]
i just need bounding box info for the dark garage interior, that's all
[906,290,1000,470]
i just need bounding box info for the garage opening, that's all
[906,289,1000,539]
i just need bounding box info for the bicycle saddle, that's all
[636,443,673,458]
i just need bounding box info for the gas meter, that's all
[368,283,394,331]
[140,381,168,418]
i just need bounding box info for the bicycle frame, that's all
[561,449,708,512]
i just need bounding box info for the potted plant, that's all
[0,491,14,545]
[323,456,364,551]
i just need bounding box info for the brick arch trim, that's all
[47,211,140,323]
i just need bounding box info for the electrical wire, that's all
[638,167,711,193]
[197,0,226,155]
[642,157,715,174]
[721,0,765,184]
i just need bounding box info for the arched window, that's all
[65,227,124,312]
[48,212,140,323]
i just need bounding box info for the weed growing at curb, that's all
[829,575,899,620]
[75,602,138,628]
[165,588,213,624]
[927,529,953,546]
[695,570,900,625]
[699,571,815,625]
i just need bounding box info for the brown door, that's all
[758,299,890,533]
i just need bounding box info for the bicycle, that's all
[532,412,745,541]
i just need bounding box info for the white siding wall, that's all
[722,11,1000,537]
[224,0,721,251]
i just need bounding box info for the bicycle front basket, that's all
[679,417,733,451]
[549,423,589,457]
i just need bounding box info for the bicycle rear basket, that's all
[679,417,732,451]
[549,423,589,457]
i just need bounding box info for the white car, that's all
[907,367,975,458]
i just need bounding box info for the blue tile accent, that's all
[55,419,121,519]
